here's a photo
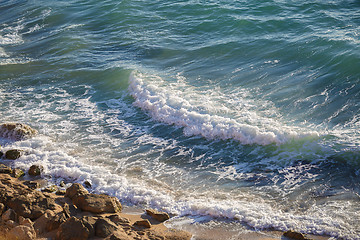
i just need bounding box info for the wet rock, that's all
[2,208,17,222]
[134,219,151,228]
[42,185,58,193]
[11,168,25,178]
[0,151,3,158]
[95,218,119,238]
[0,123,37,141]
[7,225,36,240]
[5,149,23,160]
[283,230,310,240]
[146,209,170,222]
[56,189,66,195]
[59,181,66,187]
[83,180,91,188]
[56,216,89,240]
[0,163,12,174]
[73,193,122,214]
[28,165,44,176]
[23,181,40,190]
[65,183,89,200]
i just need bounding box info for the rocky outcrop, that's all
[0,168,192,240]
[0,123,37,141]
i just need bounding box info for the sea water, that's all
[0,0,359,239]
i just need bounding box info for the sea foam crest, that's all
[128,71,319,145]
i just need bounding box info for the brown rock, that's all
[0,163,12,174]
[5,149,23,160]
[28,165,44,176]
[19,216,33,227]
[81,216,97,238]
[146,209,170,222]
[42,185,58,193]
[73,193,122,214]
[23,180,40,190]
[0,123,37,141]
[108,230,131,240]
[56,189,66,195]
[108,214,130,225]
[6,225,36,240]
[7,191,58,220]
[46,212,68,232]
[2,208,17,222]
[83,180,91,188]
[95,218,119,238]
[283,230,310,240]
[134,219,151,228]
[65,183,89,200]
[11,168,25,178]
[56,216,89,240]
[33,211,55,235]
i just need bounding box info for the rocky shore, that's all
[0,123,191,240]
[0,123,327,240]
[0,167,192,240]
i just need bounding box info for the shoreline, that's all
[0,123,332,240]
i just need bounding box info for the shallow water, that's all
[1,0,360,239]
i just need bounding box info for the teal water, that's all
[1,0,360,239]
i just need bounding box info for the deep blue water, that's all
[1,0,360,239]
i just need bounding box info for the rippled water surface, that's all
[1,0,360,239]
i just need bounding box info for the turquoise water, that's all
[1,0,360,239]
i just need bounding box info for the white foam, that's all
[128,71,319,146]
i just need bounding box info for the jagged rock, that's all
[56,216,89,240]
[0,123,37,141]
[81,216,97,238]
[28,165,44,176]
[83,180,91,188]
[46,212,68,232]
[6,225,36,240]
[2,208,17,222]
[65,183,89,199]
[11,168,25,178]
[0,163,12,174]
[6,191,58,220]
[33,211,55,235]
[134,219,151,228]
[73,193,122,214]
[5,149,23,160]
[42,185,58,193]
[95,218,119,238]
[23,181,40,190]
[283,230,309,240]
[146,209,170,222]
